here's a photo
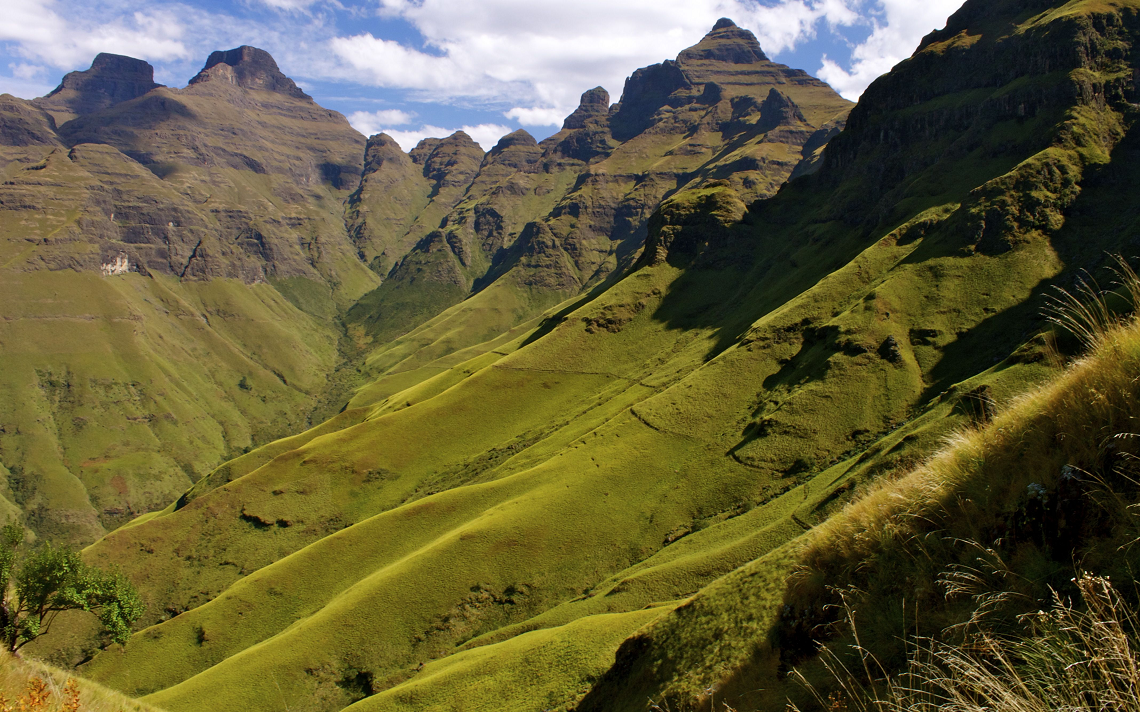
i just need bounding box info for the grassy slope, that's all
[0,79,380,543]
[0,266,340,543]
[0,651,163,712]
[575,1,1140,707]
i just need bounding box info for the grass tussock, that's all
[0,653,161,712]
[791,570,1140,712]
[796,262,1140,586]
[771,261,1140,711]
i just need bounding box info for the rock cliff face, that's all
[0,47,377,542]
[32,53,162,125]
[189,46,309,99]
[344,19,853,360]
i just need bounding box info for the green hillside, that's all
[0,48,379,544]
[24,1,1136,711]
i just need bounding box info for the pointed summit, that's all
[678,18,769,64]
[562,87,611,129]
[188,46,309,99]
[33,53,161,124]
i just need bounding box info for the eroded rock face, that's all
[345,18,854,347]
[0,47,378,542]
[678,18,769,64]
[563,87,611,130]
[32,53,162,125]
[189,46,309,99]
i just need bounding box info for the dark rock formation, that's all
[678,18,769,64]
[756,88,808,133]
[33,53,161,125]
[189,46,309,99]
[486,129,541,171]
[414,131,485,189]
[610,60,694,140]
[563,87,611,129]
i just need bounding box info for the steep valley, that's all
[3,1,1140,711]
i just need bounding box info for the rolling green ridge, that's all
[27,2,1138,711]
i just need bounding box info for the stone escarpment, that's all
[344,19,853,350]
[32,53,162,125]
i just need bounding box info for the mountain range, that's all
[2,0,1140,710]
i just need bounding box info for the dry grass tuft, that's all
[0,652,162,712]
[790,571,1140,712]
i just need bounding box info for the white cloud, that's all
[0,73,54,99]
[382,123,513,152]
[255,0,323,10]
[817,0,965,100]
[10,63,45,81]
[504,106,565,127]
[0,0,190,70]
[330,0,875,123]
[348,108,416,135]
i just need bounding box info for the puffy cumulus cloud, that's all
[347,108,416,135]
[10,63,46,81]
[333,0,870,123]
[504,106,566,128]
[381,123,513,152]
[0,0,190,70]
[818,0,965,100]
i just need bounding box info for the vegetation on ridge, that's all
[0,523,142,654]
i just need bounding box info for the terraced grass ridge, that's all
[0,23,847,545]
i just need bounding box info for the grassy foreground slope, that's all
[0,651,163,712]
[59,1,1140,710]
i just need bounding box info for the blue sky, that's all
[0,0,966,150]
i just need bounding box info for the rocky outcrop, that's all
[678,18,770,64]
[32,53,161,125]
[189,46,308,99]
[345,19,853,348]
[562,86,611,129]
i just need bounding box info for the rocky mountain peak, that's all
[188,46,308,99]
[363,133,413,173]
[416,131,485,187]
[678,18,769,64]
[756,87,807,132]
[33,53,161,124]
[487,129,541,170]
[563,87,611,129]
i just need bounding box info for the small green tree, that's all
[0,523,144,653]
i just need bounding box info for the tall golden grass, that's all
[0,653,162,712]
